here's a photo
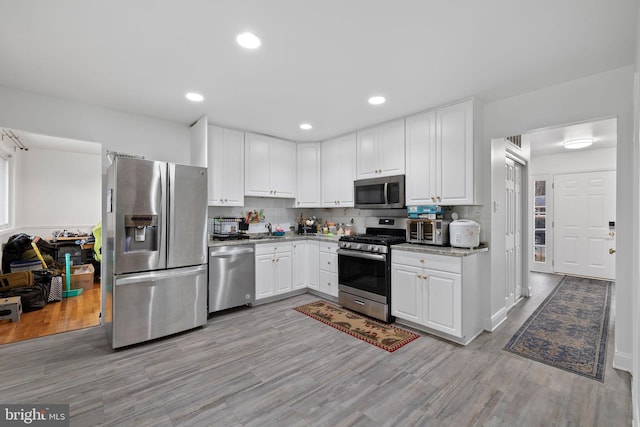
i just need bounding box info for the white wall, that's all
[15,147,101,233]
[530,147,617,175]
[0,85,191,170]
[484,65,634,373]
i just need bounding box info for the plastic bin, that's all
[10,260,42,272]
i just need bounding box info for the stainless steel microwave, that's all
[406,219,450,245]
[354,175,405,209]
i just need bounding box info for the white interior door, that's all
[514,162,523,301]
[505,158,524,310]
[554,171,616,280]
[505,158,516,309]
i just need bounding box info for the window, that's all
[0,152,10,229]
[533,180,546,263]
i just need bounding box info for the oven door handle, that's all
[337,249,387,262]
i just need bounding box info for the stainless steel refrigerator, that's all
[104,156,208,348]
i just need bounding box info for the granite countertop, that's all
[208,233,341,247]
[392,243,489,257]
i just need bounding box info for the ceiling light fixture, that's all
[236,32,261,49]
[299,123,312,130]
[185,92,204,102]
[563,138,593,150]
[368,96,386,105]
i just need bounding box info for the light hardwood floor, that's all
[0,283,101,344]
[0,273,631,426]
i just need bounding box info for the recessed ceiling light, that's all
[236,32,261,49]
[185,92,204,102]
[368,96,386,105]
[299,123,312,130]
[563,138,593,149]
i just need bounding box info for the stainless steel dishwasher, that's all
[208,245,255,313]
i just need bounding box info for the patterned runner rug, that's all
[504,275,612,381]
[294,300,419,352]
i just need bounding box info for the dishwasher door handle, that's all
[210,247,255,257]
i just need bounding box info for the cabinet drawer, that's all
[319,270,338,297]
[255,242,292,256]
[392,250,461,273]
[319,242,338,254]
[319,251,337,273]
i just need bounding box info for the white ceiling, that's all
[0,1,637,143]
[528,118,618,157]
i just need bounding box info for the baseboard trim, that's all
[487,307,508,331]
[613,351,632,373]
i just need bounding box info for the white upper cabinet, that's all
[405,111,436,206]
[321,133,357,207]
[356,119,405,179]
[208,125,245,206]
[436,99,474,205]
[296,143,321,207]
[405,99,477,206]
[245,133,296,198]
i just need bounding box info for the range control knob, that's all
[369,245,375,251]
[346,243,352,249]
[356,244,362,250]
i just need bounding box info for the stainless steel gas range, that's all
[337,218,406,322]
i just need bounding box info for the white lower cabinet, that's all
[293,241,319,290]
[391,249,481,344]
[255,242,292,300]
[318,242,339,297]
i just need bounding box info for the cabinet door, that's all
[391,263,423,323]
[307,241,319,290]
[424,268,462,337]
[255,254,275,300]
[245,133,272,197]
[296,143,321,207]
[292,242,308,290]
[357,120,405,179]
[319,270,338,297]
[378,119,405,176]
[274,251,293,294]
[356,127,379,179]
[321,133,356,207]
[405,111,436,205]
[436,100,474,205]
[208,126,244,206]
[270,138,296,197]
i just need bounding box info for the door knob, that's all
[609,248,616,254]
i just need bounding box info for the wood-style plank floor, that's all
[0,283,101,344]
[0,273,631,426]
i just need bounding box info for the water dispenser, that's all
[124,214,159,253]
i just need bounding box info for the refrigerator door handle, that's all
[115,264,207,286]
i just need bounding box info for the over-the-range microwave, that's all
[354,174,405,209]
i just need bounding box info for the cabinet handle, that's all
[219,198,223,202]
[276,258,280,262]
[423,275,428,280]
[609,248,616,254]
[272,259,275,262]
[436,196,441,201]
[327,261,331,265]
[419,259,424,263]
[416,274,421,278]
[430,196,436,202]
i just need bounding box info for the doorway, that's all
[0,127,102,344]
[527,118,617,280]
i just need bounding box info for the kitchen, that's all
[0,1,638,425]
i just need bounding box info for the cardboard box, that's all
[62,264,95,291]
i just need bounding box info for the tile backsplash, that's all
[209,198,484,239]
